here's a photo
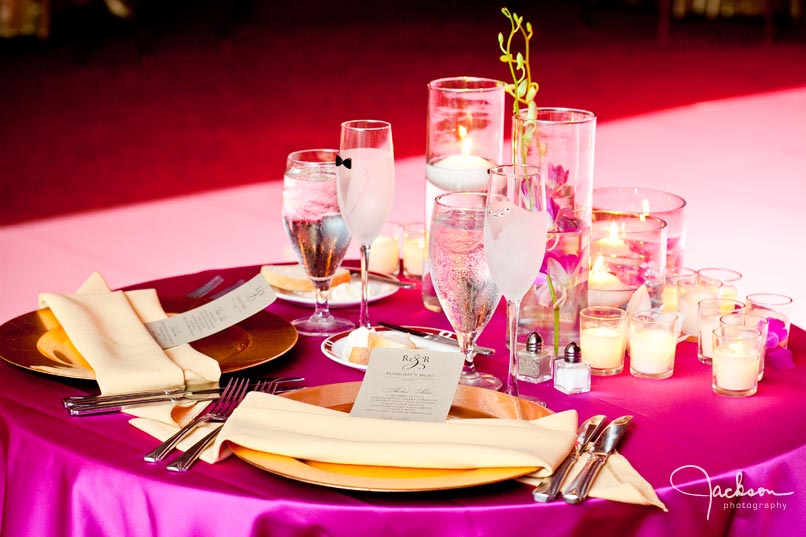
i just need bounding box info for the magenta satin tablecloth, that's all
[1,264,805,536]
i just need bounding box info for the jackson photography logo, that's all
[670,465,793,520]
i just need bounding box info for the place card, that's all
[349,348,463,422]
[145,273,276,348]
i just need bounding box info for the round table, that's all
[1,264,804,536]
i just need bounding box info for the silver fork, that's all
[184,275,225,299]
[165,378,279,472]
[144,377,248,462]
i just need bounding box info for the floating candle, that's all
[588,256,635,308]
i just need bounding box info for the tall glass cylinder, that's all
[513,108,596,351]
[512,108,596,222]
[423,77,505,312]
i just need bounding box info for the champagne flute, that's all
[335,120,395,328]
[282,149,354,336]
[484,164,549,398]
[430,192,503,389]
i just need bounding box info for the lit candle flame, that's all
[640,198,650,222]
[608,221,620,240]
[458,125,472,156]
[592,255,605,272]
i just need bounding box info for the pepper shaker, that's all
[554,342,591,394]
[517,332,553,384]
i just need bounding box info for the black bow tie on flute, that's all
[335,155,352,169]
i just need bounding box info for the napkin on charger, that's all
[38,272,221,426]
[139,390,661,510]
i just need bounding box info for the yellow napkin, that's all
[191,391,577,467]
[39,272,221,426]
[518,450,668,511]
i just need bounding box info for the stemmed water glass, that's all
[282,149,354,336]
[484,164,549,398]
[429,192,503,389]
[335,120,395,328]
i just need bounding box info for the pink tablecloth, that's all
[1,264,805,536]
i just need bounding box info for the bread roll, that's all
[261,264,350,293]
[344,328,417,365]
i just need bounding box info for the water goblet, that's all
[282,149,355,336]
[484,164,549,399]
[429,192,503,389]
[336,120,395,328]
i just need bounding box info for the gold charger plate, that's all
[0,296,298,379]
[230,381,550,492]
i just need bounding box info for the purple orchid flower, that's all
[765,317,789,350]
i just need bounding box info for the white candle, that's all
[678,289,718,337]
[402,236,425,277]
[698,315,720,358]
[661,283,678,312]
[713,345,759,391]
[369,234,399,274]
[426,155,492,192]
[630,328,676,374]
[581,326,626,370]
[592,221,633,256]
[588,268,635,308]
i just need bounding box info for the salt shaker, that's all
[554,342,591,394]
[517,332,553,384]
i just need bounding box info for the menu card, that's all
[145,273,276,348]
[350,348,464,422]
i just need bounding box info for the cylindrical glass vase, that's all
[422,77,505,312]
[512,108,596,223]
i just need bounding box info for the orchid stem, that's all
[546,274,560,356]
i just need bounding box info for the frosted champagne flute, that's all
[282,149,354,336]
[430,192,503,389]
[336,120,395,328]
[484,164,549,398]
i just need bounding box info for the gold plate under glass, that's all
[0,296,298,379]
[230,381,550,492]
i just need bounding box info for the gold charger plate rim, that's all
[0,295,298,380]
[230,381,549,492]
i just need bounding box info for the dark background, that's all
[1,0,804,225]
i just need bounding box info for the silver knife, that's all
[562,415,633,504]
[533,414,606,502]
[63,376,304,408]
[65,380,305,416]
[376,322,495,356]
[346,269,416,289]
[67,385,306,416]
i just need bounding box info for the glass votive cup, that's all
[711,326,764,397]
[628,310,679,379]
[697,298,745,364]
[677,274,723,338]
[593,187,686,270]
[720,313,769,381]
[746,293,793,351]
[697,268,742,300]
[661,267,697,313]
[401,222,425,279]
[368,221,401,275]
[580,306,628,376]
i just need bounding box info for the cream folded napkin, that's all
[519,452,668,511]
[39,272,221,425]
[201,391,578,468]
[191,392,664,510]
